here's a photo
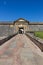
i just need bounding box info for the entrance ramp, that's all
[0,34,43,65]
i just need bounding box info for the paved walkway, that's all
[0,34,43,65]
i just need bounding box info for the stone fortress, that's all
[0,18,43,38]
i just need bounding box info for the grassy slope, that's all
[34,31,43,39]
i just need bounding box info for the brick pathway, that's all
[0,34,43,65]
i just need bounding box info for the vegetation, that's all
[34,31,43,39]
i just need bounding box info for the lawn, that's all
[34,31,43,39]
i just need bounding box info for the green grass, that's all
[34,31,43,39]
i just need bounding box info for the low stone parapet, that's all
[0,33,18,45]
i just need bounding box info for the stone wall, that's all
[0,24,43,37]
[28,25,43,31]
[0,25,14,37]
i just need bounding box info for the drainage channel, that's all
[25,33,43,52]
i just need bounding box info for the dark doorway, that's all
[19,27,24,34]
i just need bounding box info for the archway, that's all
[18,27,24,34]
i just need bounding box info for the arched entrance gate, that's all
[14,18,29,34]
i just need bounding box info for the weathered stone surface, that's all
[29,25,43,31]
[0,25,15,37]
[0,34,43,65]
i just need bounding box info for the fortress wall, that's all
[28,25,43,31]
[0,24,43,37]
[0,25,14,37]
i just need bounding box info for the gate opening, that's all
[19,27,24,34]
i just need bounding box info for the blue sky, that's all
[0,0,43,22]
